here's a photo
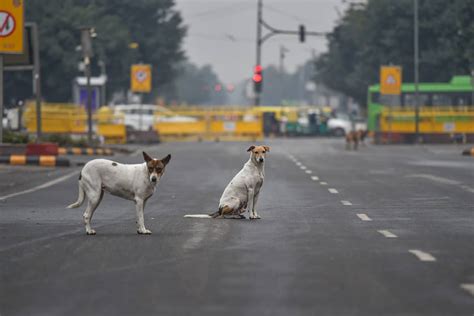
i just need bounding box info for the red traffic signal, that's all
[253,65,263,93]
[253,73,262,83]
[253,64,263,83]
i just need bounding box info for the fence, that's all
[154,107,264,142]
[23,103,126,143]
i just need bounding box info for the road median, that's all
[0,155,70,167]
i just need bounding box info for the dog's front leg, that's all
[251,191,261,219]
[247,188,258,219]
[135,198,151,235]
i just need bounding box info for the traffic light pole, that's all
[255,0,263,106]
[254,0,326,106]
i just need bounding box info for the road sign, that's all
[0,0,24,54]
[380,66,402,95]
[131,64,152,93]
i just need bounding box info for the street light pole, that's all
[254,0,326,106]
[81,27,94,146]
[255,0,262,106]
[414,0,420,143]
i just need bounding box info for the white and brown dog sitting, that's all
[67,152,171,235]
[210,145,270,219]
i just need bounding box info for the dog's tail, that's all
[209,210,221,218]
[66,174,85,209]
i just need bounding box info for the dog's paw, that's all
[86,229,96,235]
[137,229,152,235]
[249,214,261,219]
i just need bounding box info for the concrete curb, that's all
[58,147,113,156]
[0,155,70,167]
[461,148,474,156]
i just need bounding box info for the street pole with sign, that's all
[380,66,402,143]
[131,64,152,131]
[0,0,24,144]
[81,27,95,145]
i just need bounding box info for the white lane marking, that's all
[184,214,212,218]
[320,182,328,185]
[0,170,80,201]
[341,200,352,206]
[295,162,302,166]
[328,188,339,194]
[407,174,474,194]
[311,176,319,181]
[300,165,307,170]
[357,213,372,221]
[408,249,436,262]
[377,230,398,238]
[407,174,460,185]
[460,284,474,297]
[305,170,312,174]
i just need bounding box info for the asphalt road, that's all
[1,139,473,315]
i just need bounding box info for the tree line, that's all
[315,0,474,108]
[4,0,224,106]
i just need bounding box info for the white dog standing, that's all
[67,152,171,235]
[209,145,270,219]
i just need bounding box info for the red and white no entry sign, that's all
[135,70,148,83]
[0,11,16,38]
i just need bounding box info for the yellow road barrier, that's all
[380,107,474,134]
[154,108,264,142]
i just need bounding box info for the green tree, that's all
[5,0,186,104]
[315,0,474,108]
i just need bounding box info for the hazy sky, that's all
[175,0,350,85]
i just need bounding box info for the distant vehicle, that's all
[113,104,158,131]
[327,113,367,137]
[113,104,198,131]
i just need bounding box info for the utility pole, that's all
[81,27,95,146]
[254,0,325,106]
[32,24,42,142]
[279,45,289,73]
[255,0,263,106]
[414,0,420,143]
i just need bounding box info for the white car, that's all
[113,104,158,131]
[327,113,367,137]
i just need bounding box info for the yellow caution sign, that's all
[380,66,402,95]
[0,0,24,54]
[131,64,152,93]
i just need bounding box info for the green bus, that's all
[367,75,474,132]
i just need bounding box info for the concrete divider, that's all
[0,155,70,167]
[58,147,113,156]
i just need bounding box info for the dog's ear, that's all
[143,151,152,163]
[246,145,255,152]
[263,146,270,152]
[161,154,171,166]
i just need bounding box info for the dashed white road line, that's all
[408,249,436,262]
[357,213,372,221]
[460,284,474,297]
[341,200,352,206]
[305,170,312,174]
[377,230,398,238]
[311,176,319,181]
[300,165,307,170]
[328,188,339,194]
[295,162,302,166]
[320,182,328,185]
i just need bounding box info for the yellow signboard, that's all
[131,64,152,93]
[380,66,402,95]
[0,0,24,54]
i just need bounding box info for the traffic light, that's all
[299,25,305,43]
[253,65,263,93]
